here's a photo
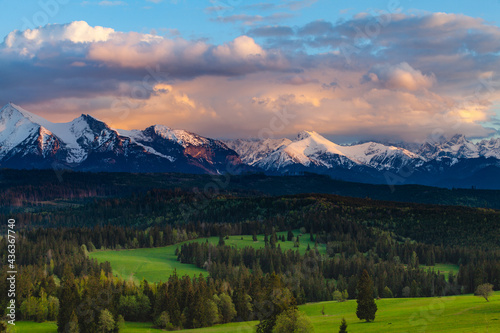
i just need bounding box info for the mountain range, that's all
[1,103,500,188]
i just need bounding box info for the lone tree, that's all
[339,317,348,333]
[273,308,314,333]
[475,283,494,302]
[356,270,377,322]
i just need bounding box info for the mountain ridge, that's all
[1,103,500,188]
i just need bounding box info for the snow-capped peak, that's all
[296,130,318,141]
[0,103,118,163]
[1,103,50,126]
[148,125,212,148]
[228,130,426,172]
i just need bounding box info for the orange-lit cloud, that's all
[1,13,500,142]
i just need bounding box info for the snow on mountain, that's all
[477,138,500,159]
[224,138,293,165]
[2,103,500,183]
[419,134,480,161]
[0,103,42,159]
[149,125,213,148]
[0,103,244,174]
[115,128,177,162]
[228,130,423,172]
[340,142,425,170]
[0,103,119,163]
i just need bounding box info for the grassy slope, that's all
[16,293,499,332]
[89,232,325,283]
[177,292,500,332]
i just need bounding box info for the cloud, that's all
[247,25,294,37]
[4,21,113,54]
[98,1,127,6]
[363,62,436,91]
[213,13,294,25]
[205,5,231,13]
[284,0,318,11]
[278,75,318,85]
[242,0,318,11]
[2,14,500,141]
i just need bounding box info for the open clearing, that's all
[89,232,325,283]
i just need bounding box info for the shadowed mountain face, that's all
[225,131,500,188]
[1,103,500,188]
[0,103,247,174]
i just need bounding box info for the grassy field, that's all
[420,263,460,280]
[15,292,499,332]
[89,231,325,283]
[13,321,156,332]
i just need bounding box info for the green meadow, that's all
[420,263,460,280]
[15,292,499,332]
[89,232,325,283]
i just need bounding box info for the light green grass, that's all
[420,263,460,280]
[192,232,326,255]
[90,232,324,283]
[12,321,56,332]
[299,292,500,333]
[13,321,158,332]
[89,242,207,283]
[14,292,500,332]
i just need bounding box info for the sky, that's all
[1,0,500,143]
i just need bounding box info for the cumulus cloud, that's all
[2,13,500,141]
[364,62,436,91]
[4,21,114,55]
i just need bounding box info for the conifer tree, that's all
[356,270,377,322]
[339,317,348,333]
[57,266,80,333]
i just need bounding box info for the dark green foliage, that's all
[256,275,296,333]
[1,172,500,331]
[57,268,80,333]
[382,286,394,298]
[356,270,377,322]
[219,235,225,246]
[3,170,500,213]
[67,311,79,333]
[339,317,348,333]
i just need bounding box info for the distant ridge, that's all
[1,103,500,188]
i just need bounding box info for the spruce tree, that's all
[57,266,80,333]
[339,317,348,333]
[67,311,79,333]
[356,270,377,322]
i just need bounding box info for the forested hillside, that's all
[1,188,499,331]
[2,169,500,211]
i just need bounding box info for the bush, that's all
[273,308,314,333]
[382,286,393,298]
[475,283,494,302]
[154,311,174,330]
